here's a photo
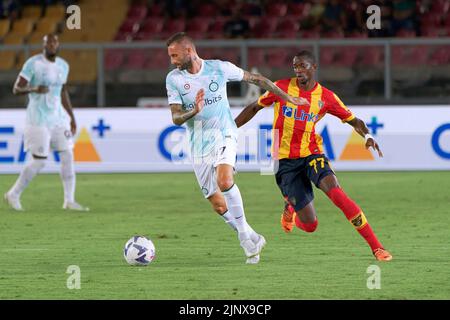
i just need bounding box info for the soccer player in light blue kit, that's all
[165,32,308,264]
[4,34,88,212]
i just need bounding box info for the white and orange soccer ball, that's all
[123,236,156,266]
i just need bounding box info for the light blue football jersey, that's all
[19,54,70,128]
[166,59,244,157]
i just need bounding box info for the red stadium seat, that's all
[408,46,429,65]
[287,2,308,18]
[114,31,134,42]
[139,17,165,35]
[301,29,320,39]
[119,18,140,34]
[360,47,383,67]
[320,49,336,66]
[252,18,278,38]
[248,48,266,67]
[127,5,148,21]
[428,46,449,65]
[266,48,288,67]
[334,48,359,66]
[265,3,288,17]
[160,19,186,39]
[148,4,164,16]
[396,29,416,37]
[421,27,440,37]
[198,3,217,17]
[145,49,168,69]
[124,50,148,69]
[186,17,211,34]
[392,46,407,65]
[105,50,125,70]
[207,18,228,38]
[420,13,442,29]
[276,18,300,35]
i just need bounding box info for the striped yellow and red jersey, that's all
[257,78,355,160]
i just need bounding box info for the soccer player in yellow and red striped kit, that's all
[235,50,392,261]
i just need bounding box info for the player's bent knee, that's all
[217,179,234,192]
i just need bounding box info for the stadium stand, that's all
[0,0,449,107]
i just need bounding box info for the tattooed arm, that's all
[242,71,309,106]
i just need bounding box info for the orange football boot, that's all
[373,248,393,261]
[280,203,296,233]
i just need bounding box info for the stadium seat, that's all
[123,49,148,69]
[275,18,300,37]
[27,31,46,44]
[265,3,288,17]
[320,49,336,66]
[135,17,164,40]
[11,18,36,37]
[126,5,148,21]
[105,50,125,70]
[45,5,66,20]
[119,18,140,34]
[0,51,16,70]
[359,47,383,67]
[396,29,416,37]
[0,19,10,39]
[334,48,360,66]
[144,49,168,69]
[186,17,211,34]
[148,3,165,17]
[301,29,320,39]
[266,48,288,67]
[160,19,186,39]
[207,18,228,39]
[287,2,308,18]
[428,46,449,65]
[34,18,59,34]
[22,5,43,19]
[252,18,278,38]
[248,48,266,67]
[198,3,217,17]
[2,32,25,44]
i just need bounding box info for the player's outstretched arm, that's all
[347,117,383,157]
[61,85,77,135]
[234,100,263,128]
[242,71,309,106]
[170,89,204,126]
[12,75,48,95]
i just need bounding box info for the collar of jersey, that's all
[181,59,204,78]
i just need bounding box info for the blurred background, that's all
[0,0,449,108]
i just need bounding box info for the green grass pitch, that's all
[0,171,449,299]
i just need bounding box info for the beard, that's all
[44,48,58,59]
[178,58,193,70]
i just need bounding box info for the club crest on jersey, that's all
[209,80,219,92]
[318,100,324,109]
[184,83,190,90]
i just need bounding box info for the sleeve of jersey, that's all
[327,93,355,123]
[166,74,182,105]
[220,61,244,82]
[63,62,69,84]
[19,58,34,82]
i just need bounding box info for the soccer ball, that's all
[123,236,156,266]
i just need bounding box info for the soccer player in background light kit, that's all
[4,34,88,212]
[165,32,309,264]
[235,50,392,261]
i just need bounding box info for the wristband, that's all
[364,134,374,143]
